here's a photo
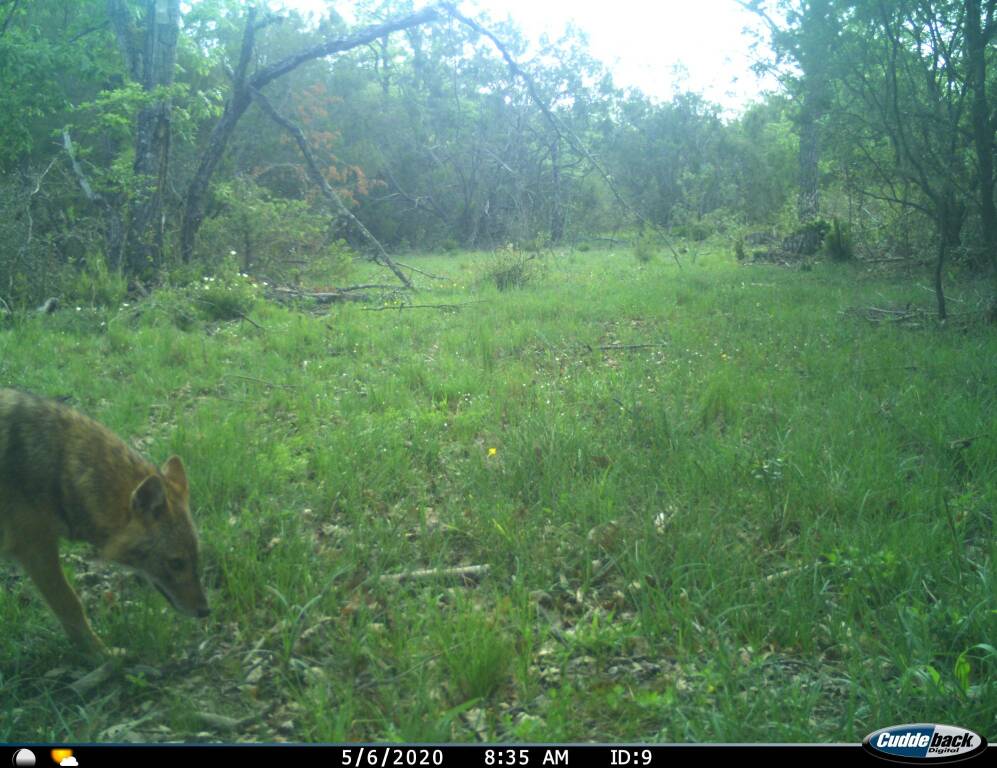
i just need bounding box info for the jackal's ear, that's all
[162,455,188,494]
[131,473,167,520]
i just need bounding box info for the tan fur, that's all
[0,389,208,653]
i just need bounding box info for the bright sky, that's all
[282,0,777,112]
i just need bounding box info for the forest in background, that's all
[1,1,995,742]
[0,0,994,317]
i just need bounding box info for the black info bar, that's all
[7,743,959,768]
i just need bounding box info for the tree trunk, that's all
[935,197,966,320]
[108,0,180,275]
[935,222,948,320]
[128,0,180,275]
[964,0,996,275]
[797,96,820,224]
[550,138,564,243]
[180,88,255,262]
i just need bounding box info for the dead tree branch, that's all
[394,261,447,280]
[9,155,57,297]
[268,286,374,304]
[250,87,414,290]
[362,300,488,312]
[181,5,442,262]
[62,130,124,269]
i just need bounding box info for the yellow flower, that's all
[488,447,497,457]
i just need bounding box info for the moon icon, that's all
[12,750,36,767]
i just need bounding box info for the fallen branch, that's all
[363,300,486,312]
[762,562,816,584]
[843,305,931,325]
[858,256,926,264]
[394,261,447,280]
[191,702,278,732]
[225,374,296,389]
[379,564,490,584]
[537,341,666,356]
[948,434,989,450]
[337,283,405,292]
[194,298,266,329]
[69,660,118,695]
[235,311,265,330]
[593,343,665,352]
[268,286,372,304]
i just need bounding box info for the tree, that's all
[963,0,996,275]
[179,4,443,263]
[108,0,181,275]
[835,0,974,318]
[742,1,842,250]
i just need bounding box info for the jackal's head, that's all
[103,456,210,619]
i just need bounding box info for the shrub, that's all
[785,218,831,255]
[192,262,261,321]
[481,244,543,291]
[67,254,129,308]
[822,218,854,262]
[633,233,657,263]
[196,178,338,276]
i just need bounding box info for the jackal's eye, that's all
[168,558,187,572]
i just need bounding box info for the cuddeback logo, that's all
[863,724,988,763]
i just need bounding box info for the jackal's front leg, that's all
[14,538,107,654]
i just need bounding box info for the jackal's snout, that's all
[116,455,212,621]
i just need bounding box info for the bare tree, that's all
[179,5,441,263]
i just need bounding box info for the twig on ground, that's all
[763,562,816,583]
[363,300,487,312]
[337,284,406,292]
[379,564,490,583]
[235,310,265,329]
[192,702,278,732]
[225,374,296,390]
[593,343,666,352]
[69,660,118,695]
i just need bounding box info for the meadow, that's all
[0,244,994,742]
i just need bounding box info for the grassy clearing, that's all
[0,244,994,742]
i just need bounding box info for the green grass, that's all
[0,244,994,742]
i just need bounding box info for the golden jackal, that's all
[0,389,209,653]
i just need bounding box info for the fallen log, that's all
[268,286,371,304]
